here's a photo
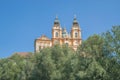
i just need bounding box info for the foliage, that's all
[0,26,120,80]
[102,26,120,58]
[0,53,34,80]
[77,34,105,58]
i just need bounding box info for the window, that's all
[55,32,59,37]
[75,32,78,38]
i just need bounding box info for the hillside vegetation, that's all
[0,26,120,80]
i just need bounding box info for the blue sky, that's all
[0,0,120,58]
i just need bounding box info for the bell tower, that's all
[71,16,82,50]
[52,16,62,45]
[35,15,82,52]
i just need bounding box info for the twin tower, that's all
[35,16,82,52]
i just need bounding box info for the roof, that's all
[16,52,31,57]
[72,16,80,28]
[54,15,60,24]
[37,35,51,41]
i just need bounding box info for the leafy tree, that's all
[31,45,76,80]
[77,34,105,59]
[102,26,120,58]
[0,26,120,80]
[101,26,120,79]
[0,53,34,80]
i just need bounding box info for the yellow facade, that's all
[35,16,82,52]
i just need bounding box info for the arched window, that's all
[55,32,59,37]
[75,32,78,38]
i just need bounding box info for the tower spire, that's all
[56,14,58,19]
[74,14,76,19]
[72,15,80,28]
[54,15,59,24]
[73,15,78,24]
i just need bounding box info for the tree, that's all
[0,26,120,80]
[77,34,105,59]
[0,53,34,80]
[102,26,120,58]
[101,26,120,79]
[31,45,76,80]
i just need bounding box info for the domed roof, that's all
[72,15,80,28]
[54,15,60,24]
[73,15,78,24]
